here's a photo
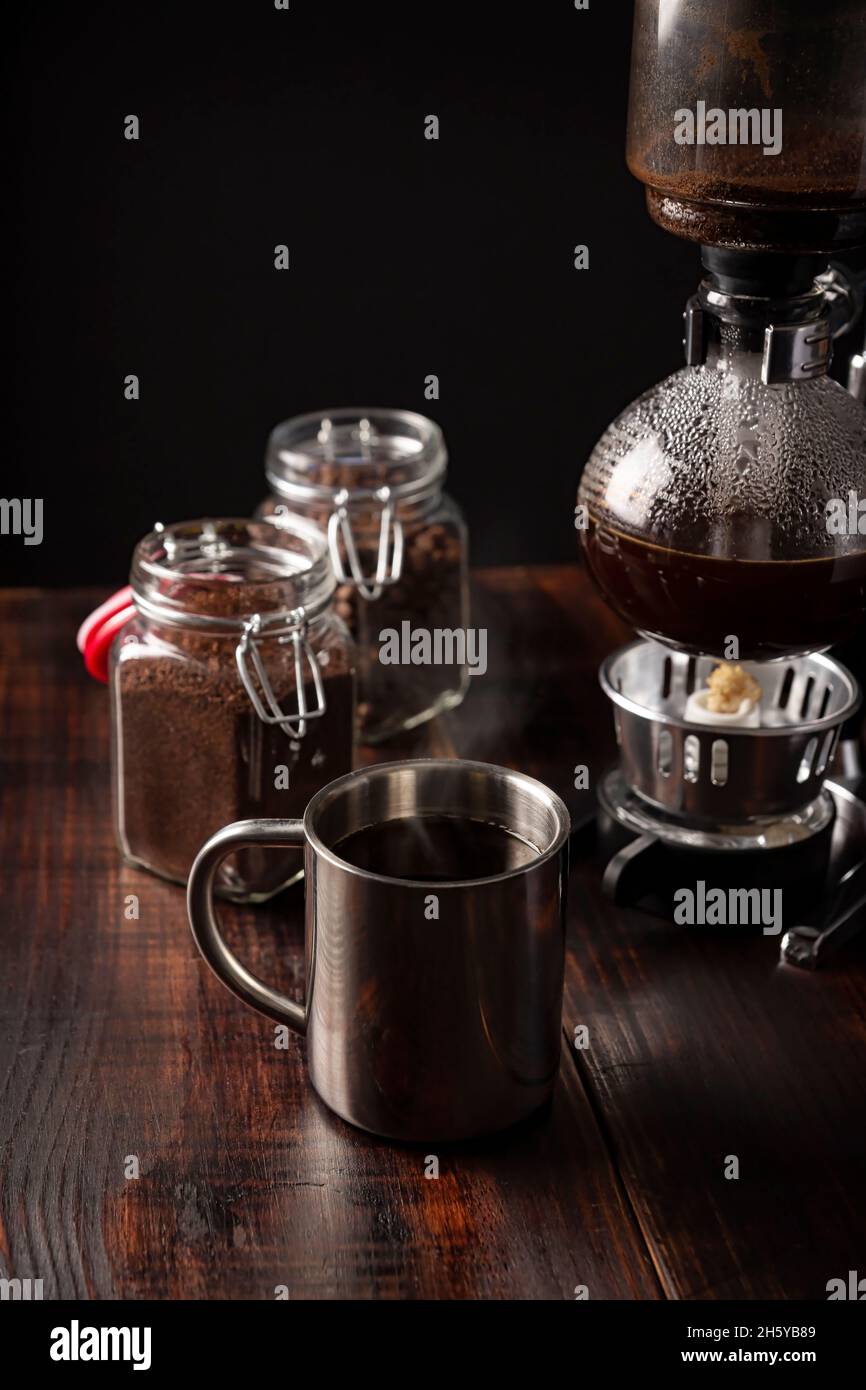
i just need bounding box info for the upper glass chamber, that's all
[627,0,866,251]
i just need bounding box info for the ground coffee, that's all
[112,525,355,899]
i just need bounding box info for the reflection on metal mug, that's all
[187,759,570,1142]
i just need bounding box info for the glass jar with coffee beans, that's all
[111,517,355,900]
[258,408,470,743]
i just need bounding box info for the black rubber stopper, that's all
[701,246,828,297]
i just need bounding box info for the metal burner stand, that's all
[597,640,866,969]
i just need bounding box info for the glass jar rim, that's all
[130,517,335,632]
[265,406,447,507]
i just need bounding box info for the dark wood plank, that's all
[11,568,861,1301]
[563,866,866,1300]
[0,582,658,1300]
[456,566,866,1301]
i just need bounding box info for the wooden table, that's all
[2,569,865,1300]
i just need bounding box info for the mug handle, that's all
[187,819,308,1032]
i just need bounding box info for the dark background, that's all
[7,1,709,585]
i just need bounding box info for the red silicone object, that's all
[82,604,136,684]
[76,586,134,653]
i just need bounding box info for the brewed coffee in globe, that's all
[581,518,866,660]
[578,322,866,659]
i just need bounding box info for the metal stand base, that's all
[598,766,834,853]
[597,770,866,970]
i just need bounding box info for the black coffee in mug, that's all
[333,814,539,882]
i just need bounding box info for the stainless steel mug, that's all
[187,758,570,1141]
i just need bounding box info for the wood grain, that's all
[0,578,656,1300]
[462,567,866,1302]
[563,865,866,1300]
[3,570,864,1300]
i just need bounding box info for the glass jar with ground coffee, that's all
[258,408,470,743]
[111,517,355,900]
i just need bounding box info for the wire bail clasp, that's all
[327,485,404,601]
[235,610,326,739]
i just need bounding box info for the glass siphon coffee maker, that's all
[581,0,866,663]
[576,1,866,949]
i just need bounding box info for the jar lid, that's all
[265,407,447,507]
[130,517,335,634]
